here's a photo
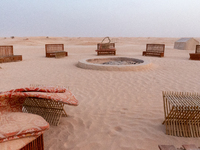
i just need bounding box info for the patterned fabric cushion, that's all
[0,112,49,143]
[24,90,78,105]
[0,92,26,113]
[8,86,67,93]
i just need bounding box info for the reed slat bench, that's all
[182,144,200,150]
[158,144,200,150]
[158,145,177,150]
[0,45,22,63]
[189,45,200,60]
[143,44,165,57]
[45,44,68,58]
[95,37,116,55]
[162,91,200,137]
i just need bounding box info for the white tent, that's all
[174,38,199,50]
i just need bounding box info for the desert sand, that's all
[0,36,200,150]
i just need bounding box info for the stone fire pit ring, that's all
[77,57,152,71]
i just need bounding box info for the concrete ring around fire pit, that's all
[77,57,152,71]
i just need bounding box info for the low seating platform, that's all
[143,44,165,57]
[0,45,22,63]
[45,44,68,58]
[190,45,200,60]
[95,37,116,55]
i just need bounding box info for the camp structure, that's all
[174,38,199,50]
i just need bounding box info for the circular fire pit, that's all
[77,57,151,71]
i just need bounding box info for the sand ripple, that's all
[0,37,200,150]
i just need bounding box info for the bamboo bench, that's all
[158,144,200,150]
[45,44,68,58]
[143,44,165,57]
[0,45,22,63]
[158,145,178,150]
[95,37,116,55]
[162,91,200,137]
[189,45,200,60]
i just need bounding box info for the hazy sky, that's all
[1,0,200,37]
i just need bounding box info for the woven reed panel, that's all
[23,98,67,126]
[146,44,165,52]
[0,46,13,56]
[45,44,64,53]
[97,43,115,50]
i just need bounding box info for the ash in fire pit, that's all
[87,57,144,65]
[102,60,143,65]
[78,57,151,71]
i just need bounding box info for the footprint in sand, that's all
[120,108,128,114]
[114,126,122,132]
[108,126,123,137]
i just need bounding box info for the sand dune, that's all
[0,37,200,150]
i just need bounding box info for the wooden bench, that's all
[45,44,68,58]
[143,44,165,57]
[95,37,116,55]
[189,45,200,60]
[0,45,22,63]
